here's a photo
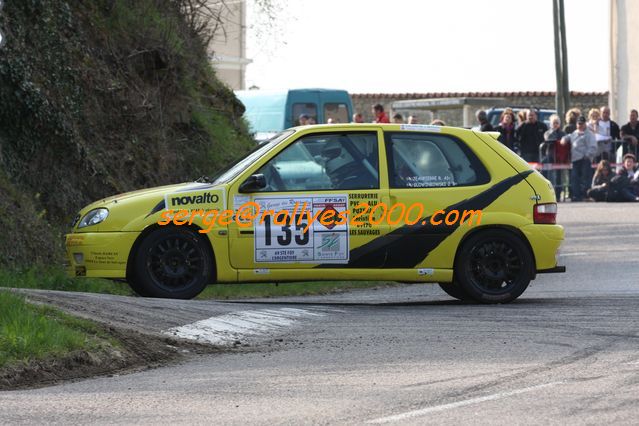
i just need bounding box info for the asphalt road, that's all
[2,202,639,425]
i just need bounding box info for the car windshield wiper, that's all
[194,175,213,183]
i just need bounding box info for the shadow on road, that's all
[220,297,578,307]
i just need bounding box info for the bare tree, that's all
[174,0,285,51]
[175,0,233,48]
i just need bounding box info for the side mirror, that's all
[239,174,266,193]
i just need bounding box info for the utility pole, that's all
[553,0,570,121]
[553,0,564,120]
[558,0,570,114]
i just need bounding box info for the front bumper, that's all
[65,231,139,278]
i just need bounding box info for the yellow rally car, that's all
[66,124,565,303]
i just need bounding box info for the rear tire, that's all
[129,227,212,299]
[455,229,533,304]
[438,281,471,301]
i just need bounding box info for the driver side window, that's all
[256,132,379,192]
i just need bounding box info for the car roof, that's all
[292,123,459,133]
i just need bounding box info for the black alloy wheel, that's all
[455,230,533,304]
[130,227,212,299]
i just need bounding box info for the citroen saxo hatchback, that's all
[66,124,565,303]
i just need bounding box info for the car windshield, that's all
[210,130,294,185]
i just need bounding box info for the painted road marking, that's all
[163,308,325,346]
[559,252,587,257]
[366,382,563,424]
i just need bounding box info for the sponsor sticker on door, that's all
[253,195,349,263]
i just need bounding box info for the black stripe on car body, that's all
[318,170,534,269]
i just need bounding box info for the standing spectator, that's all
[516,109,528,128]
[561,116,597,202]
[596,106,621,161]
[598,106,621,139]
[543,114,566,200]
[564,107,582,134]
[587,160,613,201]
[392,113,404,124]
[352,113,364,123]
[476,110,494,132]
[516,109,548,162]
[609,153,639,201]
[408,115,419,124]
[587,108,601,134]
[587,108,602,160]
[495,111,516,151]
[620,109,639,158]
[372,103,390,123]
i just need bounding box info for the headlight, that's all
[78,208,109,228]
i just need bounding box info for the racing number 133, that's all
[263,214,309,246]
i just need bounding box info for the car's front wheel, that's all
[130,227,212,299]
[455,229,534,304]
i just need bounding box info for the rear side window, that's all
[293,103,318,125]
[386,132,490,188]
[324,103,349,124]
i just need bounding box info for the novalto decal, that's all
[317,171,533,269]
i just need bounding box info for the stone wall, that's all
[352,92,609,126]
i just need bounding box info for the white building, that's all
[610,0,639,121]
[208,0,251,90]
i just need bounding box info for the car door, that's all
[382,129,492,269]
[227,128,390,273]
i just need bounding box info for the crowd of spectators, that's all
[346,104,639,202]
[488,106,639,202]
[355,104,442,126]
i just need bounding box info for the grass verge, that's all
[1,267,400,300]
[0,267,133,296]
[0,291,112,368]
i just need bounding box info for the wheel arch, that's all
[453,225,537,279]
[126,223,217,284]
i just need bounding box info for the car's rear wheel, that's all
[455,230,533,304]
[438,281,471,301]
[130,227,212,299]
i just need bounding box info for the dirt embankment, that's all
[0,0,253,267]
[0,317,223,391]
[0,289,250,390]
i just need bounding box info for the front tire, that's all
[130,227,212,299]
[455,230,534,304]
